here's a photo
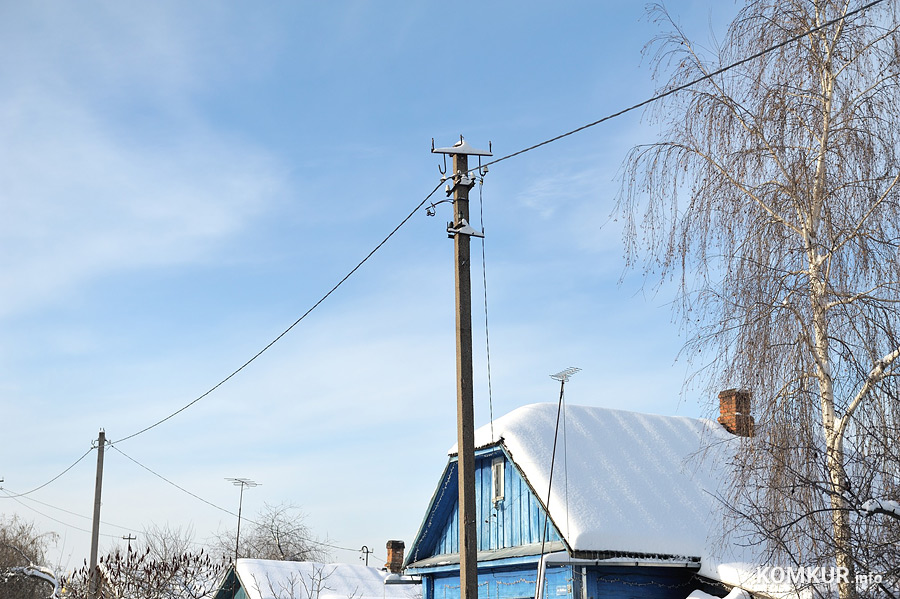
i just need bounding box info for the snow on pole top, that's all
[432,136,492,156]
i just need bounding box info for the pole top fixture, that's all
[432,135,492,157]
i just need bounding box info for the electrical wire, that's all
[473,0,885,173]
[0,488,120,539]
[478,177,494,441]
[0,446,95,499]
[8,493,141,534]
[108,445,360,554]
[112,181,445,445]
[477,177,495,442]
[69,0,887,452]
[109,444,241,520]
[3,0,884,531]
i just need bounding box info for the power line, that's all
[3,486,225,554]
[476,0,885,172]
[0,487,120,539]
[3,0,884,511]
[0,446,95,499]
[112,181,445,445]
[9,493,141,534]
[476,177,495,442]
[108,445,362,554]
[110,0,883,446]
[110,444,240,520]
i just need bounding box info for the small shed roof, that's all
[228,560,420,599]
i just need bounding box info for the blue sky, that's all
[0,1,740,571]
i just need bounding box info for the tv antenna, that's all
[226,477,260,563]
[550,367,580,384]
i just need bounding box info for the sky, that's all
[0,0,742,573]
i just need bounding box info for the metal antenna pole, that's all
[433,136,491,599]
[226,478,259,563]
[89,429,106,599]
[535,369,580,599]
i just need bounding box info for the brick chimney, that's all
[385,540,405,574]
[717,389,754,437]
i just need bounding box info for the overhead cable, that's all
[0,446,95,499]
[110,436,360,554]
[111,1,882,445]
[8,0,883,502]
[477,0,884,172]
[112,181,446,445]
[0,487,120,539]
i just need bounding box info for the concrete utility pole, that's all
[89,429,105,599]
[433,136,491,599]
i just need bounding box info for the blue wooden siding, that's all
[430,449,562,557]
[425,564,699,599]
[581,566,697,599]
[429,565,572,599]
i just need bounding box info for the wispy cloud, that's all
[0,3,288,317]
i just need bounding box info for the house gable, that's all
[407,444,564,570]
[403,403,752,599]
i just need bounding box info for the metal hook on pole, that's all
[432,139,449,179]
[360,545,373,566]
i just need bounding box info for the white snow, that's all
[234,560,421,599]
[862,498,900,518]
[450,403,759,584]
[722,588,752,599]
[4,566,60,599]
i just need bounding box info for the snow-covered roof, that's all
[450,403,757,581]
[232,560,421,599]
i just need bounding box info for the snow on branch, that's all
[862,499,900,520]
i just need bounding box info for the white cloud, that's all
[0,3,289,317]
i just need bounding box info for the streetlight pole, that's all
[225,478,259,563]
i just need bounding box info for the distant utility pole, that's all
[360,545,373,567]
[89,429,106,599]
[225,477,259,563]
[432,136,491,599]
[122,534,137,553]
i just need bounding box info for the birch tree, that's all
[618,2,900,597]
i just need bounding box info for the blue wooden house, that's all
[404,402,754,599]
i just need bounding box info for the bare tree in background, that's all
[142,523,200,563]
[213,502,328,562]
[0,514,58,599]
[619,1,900,598]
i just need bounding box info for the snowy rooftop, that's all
[232,560,421,599]
[450,403,757,582]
